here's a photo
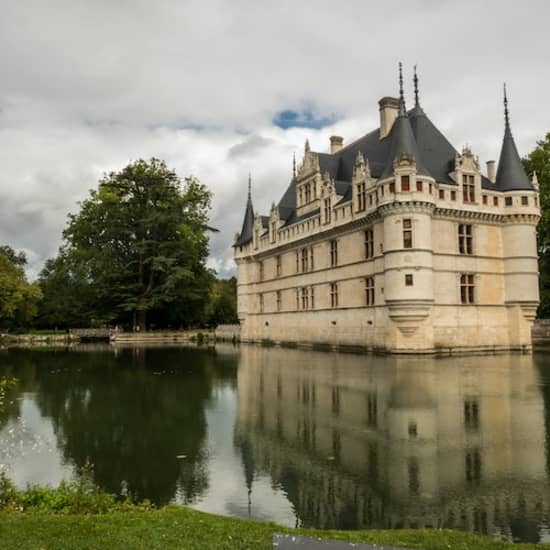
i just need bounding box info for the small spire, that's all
[398,62,406,116]
[247,173,252,199]
[305,139,310,153]
[414,65,419,107]
[503,82,510,131]
[292,152,296,178]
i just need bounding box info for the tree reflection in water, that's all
[2,346,220,506]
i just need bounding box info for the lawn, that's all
[0,506,546,550]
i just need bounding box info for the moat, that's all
[1,344,550,543]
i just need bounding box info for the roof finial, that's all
[292,152,296,178]
[398,62,406,116]
[414,64,419,107]
[305,139,310,153]
[503,82,510,130]
[248,173,252,199]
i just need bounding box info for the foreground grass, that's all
[0,506,547,550]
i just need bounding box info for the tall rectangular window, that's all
[458,224,473,255]
[259,261,264,281]
[465,449,482,485]
[364,229,374,259]
[403,219,413,249]
[521,196,529,205]
[460,274,475,304]
[324,198,331,223]
[259,293,264,313]
[357,182,366,211]
[330,240,338,267]
[330,282,338,308]
[401,175,410,192]
[295,251,299,273]
[416,180,423,192]
[301,248,308,272]
[310,286,315,309]
[271,221,277,243]
[405,274,414,286]
[463,174,475,202]
[276,290,282,312]
[276,255,282,277]
[493,196,499,206]
[439,189,445,199]
[309,246,314,270]
[301,287,309,310]
[389,182,396,193]
[365,277,375,305]
[505,196,513,206]
[295,289,300,310]
[482,195,488,205]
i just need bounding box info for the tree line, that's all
[0,158,237,331]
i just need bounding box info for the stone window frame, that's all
[330,282,338,308]
[505,196,513,207]
[462,174,476,203]
[276,290,282,312]
[401,175,410,192]
[460,273,475,304]
[405,274,414,286]
[329,239,338,267]
[364,228,374,259]
[259,293,264,313]
[357,181,366,211]
[402,218,413,249]
[365,277,375,305]
[458,223,473,255]
[275,255,282,277]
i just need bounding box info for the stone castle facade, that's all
[234,70,540,354]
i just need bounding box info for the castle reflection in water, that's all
[233,346,549,541]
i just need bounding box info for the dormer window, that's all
[324,198,332,223]
[357,182,366,211]
[462,175,475,203]
[401,175,410,192]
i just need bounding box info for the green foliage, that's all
[205,277,238,326]
[0,377,17,414]
[0,253,42,328]
[0,470,152,514]
[523,133,550,317]
[38,158,213,329]
[0,245,27,267]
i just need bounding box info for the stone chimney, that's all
[486,160,496,183]
[330,135,344,154]
[379,97,400,139]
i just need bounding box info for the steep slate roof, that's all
[379,100,432,179]
[495,88,532,191]
[256,84,531,229]
[235,181,255,246]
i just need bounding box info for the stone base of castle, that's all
[239,304,534,355]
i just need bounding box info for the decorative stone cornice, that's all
[378,201,436,216]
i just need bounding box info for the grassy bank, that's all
[0,506,545,550]
[0,475,544,550]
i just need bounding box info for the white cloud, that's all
[1,0,549,279]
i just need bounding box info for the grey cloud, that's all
[1,0,549,281]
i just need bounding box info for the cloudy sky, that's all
[1,0,549,279]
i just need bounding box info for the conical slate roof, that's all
[495,88,532,191]
[380,66,432,179]
[380,106,432,179]
[235,178,255,246]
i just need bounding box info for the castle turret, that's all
[496,86,540,349]
[380,64,435,351]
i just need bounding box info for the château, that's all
[234,68,539,354]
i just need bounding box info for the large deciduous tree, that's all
[0,247,42,328]
[523,133,550,317]
[57,158,212,330]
